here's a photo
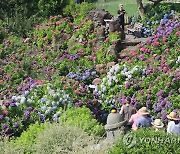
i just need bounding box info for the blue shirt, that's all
[135,116,152,128]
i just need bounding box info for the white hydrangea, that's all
[176,56,180,63]
[27,99,32,104]
[24,90,30,97]
[20,97,26,104]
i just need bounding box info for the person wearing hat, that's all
[133,107,152,131]
[151,119,164,132]
[129,103,142,130]
[117,4,126,30]
[167,111,180,136]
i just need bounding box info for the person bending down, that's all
[133,107,152,131]
[129,104,142,130]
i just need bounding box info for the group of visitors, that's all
[108,97,180,137]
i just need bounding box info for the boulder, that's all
[88,9,112,25]
[106,44,119,60]
[106,62,116,69]
[95,64,106,72]
[109,20,121,33]
[99,69,107,74]
[95,25,106,40]
[92,78,102,85]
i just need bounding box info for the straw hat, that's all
[167,112,180,121]
[119,4,123,7]
[151,119,164,128]
[139,107,150,115]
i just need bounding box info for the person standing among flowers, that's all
[117,4,126,30]
[119,97,135,128]
[167,111,180,136]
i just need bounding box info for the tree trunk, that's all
[136,0,145,19]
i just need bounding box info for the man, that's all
[133,107,152,131]
[119,97,135,122]
[129,104,142,130]
[117,4,126,30]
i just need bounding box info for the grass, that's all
[95,0,149,17]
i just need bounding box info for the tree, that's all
[136,0,164,19]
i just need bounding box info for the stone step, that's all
[119,45,139,58]
[121,40,140,46]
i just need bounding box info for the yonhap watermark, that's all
[139,136,180,144]
[123,132,180,148]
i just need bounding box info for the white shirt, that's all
[167,121,180,136]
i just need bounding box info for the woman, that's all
[167,111,180,136]
[151,119,164,132]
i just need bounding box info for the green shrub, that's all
[109,129,180,154]
[63,1,95,21]
[33,124,97,154]
[60,107,105,136]
[11,122,46,153]
[38,0,70,17]
[0,124,100,154]
[0,140,25,154]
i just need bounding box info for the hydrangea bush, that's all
[94,18,180,122]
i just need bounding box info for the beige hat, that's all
[139,107,150,115]
[167,112,180,121]
[119,4,123,7]
[151,119,164,128]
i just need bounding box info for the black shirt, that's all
[117,9,126,23]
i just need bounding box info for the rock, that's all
[95,64,106,72]
[88,9,112,25]
[92,78,102,85]
[109,20,121,33]
[119,45,140,58]
[99,69,106,74]
[106,43,119,60]
[95,25,106,40]
[106,62,116,69]
[119,48,132,58]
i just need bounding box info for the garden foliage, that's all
[0,3,179,153]
[109,128,180,154]
[60,107,105,136]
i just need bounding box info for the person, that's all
[105,107,127,143]
[119,97,135,127]
[117,4,126,30]
[167,112,180,136]
[129,103,142,130]
[133,107,152,131]
[151,119,164,132]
